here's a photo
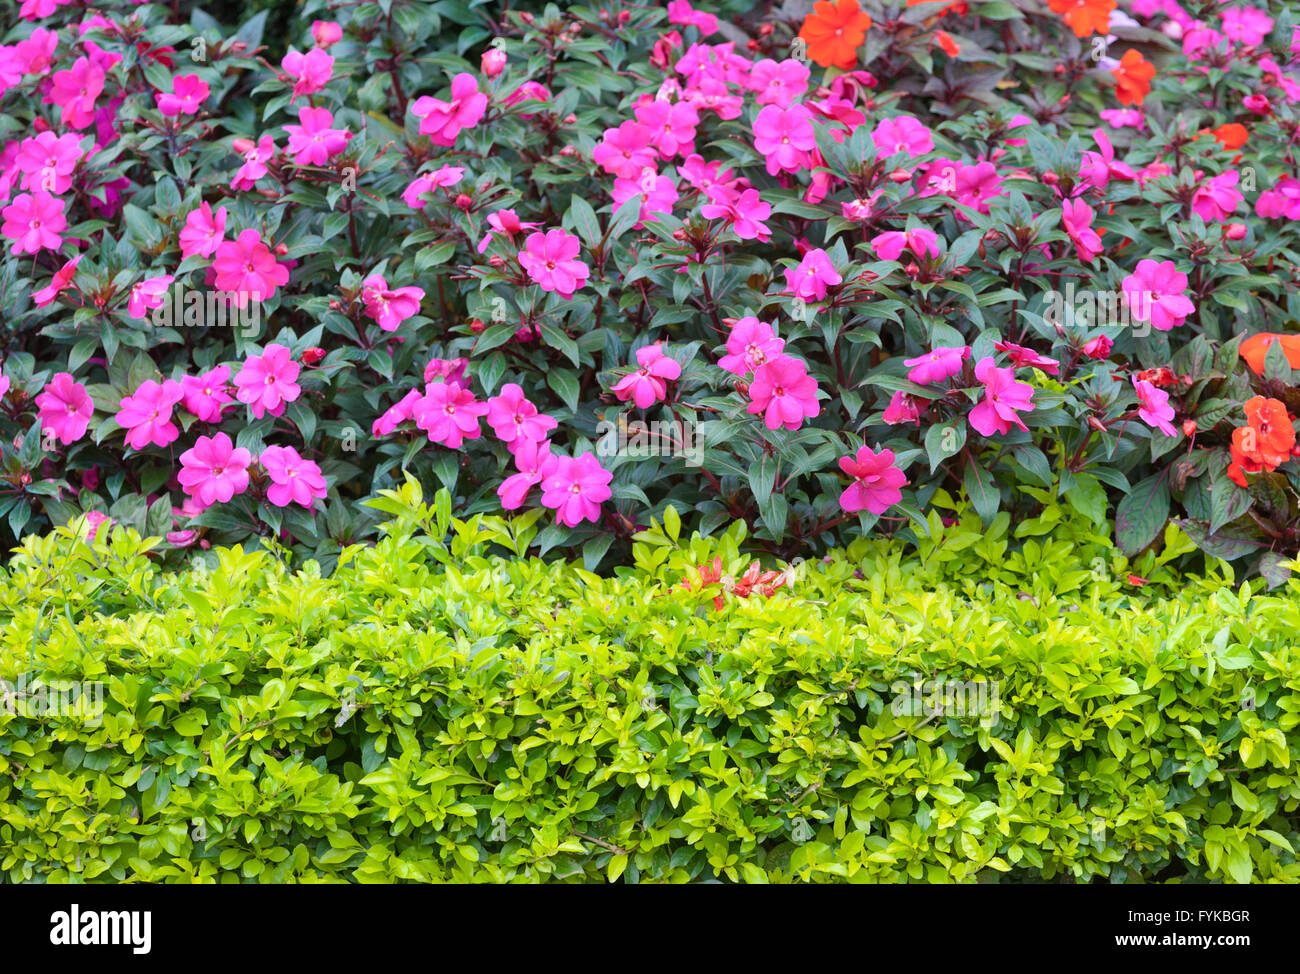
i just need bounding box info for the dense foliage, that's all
[2,0,1300,581]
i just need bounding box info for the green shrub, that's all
[1,479,1297,883]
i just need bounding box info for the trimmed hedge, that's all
[1,479,1298,883]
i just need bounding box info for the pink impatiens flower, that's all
[48,56,104,129]
[635,99,701,159]
[1062,198,1103,262]
[280,48,334,102]
[413,380,488,448]
[872,115,934,159]
[403,164,465,209]
[498,438,558,510]
[178,202,228,259]
[1191,171,1243,223]
[882,390,922,425]
[994,341,1061,375]
[361,275,425,332]
[719,317,785,375]
[371,388,423,437]
[32,253,81,307]
[127,275,174,319]
[179,433,253,509]
[260,445,328,508]
[613,345,682,409]
[155,74,210,116]
[2,191,66,254]
[838,446,908,515]
[701,188,772,242]
[1122,259,1195,332]
[234,344,302,418]
[871,227,940,261]
[412,73,487,147]
[181,365,234,423]
[539,452,613,527]
[784,248,842,303]
[752,103,815,175]
[311,20,343,48]
[486,383,557,449]
[231,135,276,191]
[747,58,810,108]
[212,229,290,304]
[518,228,589,299]
[1256,176,1300,220]
[116,379,185,450]
[282,106,352,166]
[35,372,93,445]
[593,121,657,179]
[969,357,1035,436]
[14,131,82,194]
[1133,378,1177,436]
[904,345,969,385]
[476,207,540,253]
[747,356,821,431]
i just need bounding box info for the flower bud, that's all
[733,380,749,398]
[470,318,486,333]
[481,47,507,77]
[888,167,911,183]
[488,254,506,267]
[1182,419,1197,437]
[1225,222,1248,240]
[455,193,472,210]
[300,346,326,365]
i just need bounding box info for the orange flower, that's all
[1047,0,1114,37]
[1240,333,1300,375]
[1112,49,1155,106]
[1227,396,1295,486]
[1207,122,1248,151]
[799,0,873,70]
[936,30,961,57]
[1228,426,1265,487]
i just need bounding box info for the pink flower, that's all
[234,344,301,418]
[1122,259,1195,331]
[635,99,700,159]
[503,81,551,116]
[413,380,488,448]
[1062,198,1103,262]
[838,446,908,515]
[178,202,228,259]
[412,73,487,147]
[181,366,234,422]
[1220,7,1272,47]
[14,131,82,194]
[667,0,719,34]
[752,104,815,175]
[613,345,682,409]
[1082,335,1114,359]
[593,121,657,179]
[482,47,507,77]
[212,229,290,304]
[260,445,328,508]
[116,379,185,450]
[747,356,821,431]
[1244,93,1271,115]
[871,227,941,261]
[701,187,772,242]
[282,106,352,166]
[35,372,93,445]
[155,74,210,116]
[969,357,1035,436]
[1256,176,1300,220]
[748,58,810,107]
[311,21,343,49]
[32,253,81,307]
[540,452,613,527]
[612,167,679,228]
[518,228,589,299]
[882,390,921,425]
[9,28,58,79]
[48,56,104,129]
[280,48,334,102]
[994,341,1060,375]
[784,248,842,303]
[361,274,425,332]
[2,191,66,254]
[872,115,934,159]
[1099,108,1145,130]
[1133,378,1177,436]
[904,345,969,385]
[178,432,253,509]
[167,530,198,547]
[486,383,557,448]
[127,275,174,319]
[1079,130,1136,190]
[499,438,557,509]
[231,135,275,191]
[424,357,469,386]
[476,207,540,252]
[83,510,111,542]
[1191,171,1243,223]
[372,388,422,437]
[719,317,784,375]
[403,165,465,208]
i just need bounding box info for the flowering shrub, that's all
[3,0,1300,581]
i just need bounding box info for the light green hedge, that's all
[1,480,1297,883]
